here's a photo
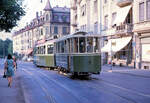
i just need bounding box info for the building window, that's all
[46,14,49,21]
[81,4,86,16]
[54,26,58,34]
[94,22,98,34]
[146,0,150,20]
[139,2,144,21]
[112,12,117,25]
[54,15,58,21]
[41,28,43,35]
[94,0,97,13]
[62,27,67,34]
[104,15,108,29]
[45,27,49,35]
[50,26,52,34]
[62,16,67,22]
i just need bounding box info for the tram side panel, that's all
[70,54,101,74]
[55,54,68,70]
[34,55,55,67]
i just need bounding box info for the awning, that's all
[113,5,131,25]
[101,36,132,53]
[26,49,33,55]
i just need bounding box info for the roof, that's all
[44,0,52,11]
[52,7,70,13]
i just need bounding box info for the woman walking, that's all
[4,54,16,87]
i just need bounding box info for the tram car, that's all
[55,31,101,75]
[33,39,55,68]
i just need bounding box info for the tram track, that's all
[21,66,87,103]
[40,69,150,103]
[20,64,150,103]
[21,68,57,103]
[35,69,136,103]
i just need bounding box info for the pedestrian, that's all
[4,54,16,87]
[13,56,17,71]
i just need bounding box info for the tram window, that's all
[71,38,74,53]
[61,41,65,53]
[47,45,53,54]
[58,42,61,53]
[43,46,45,54]
[87,37,93,53]
[93,37,99,52]
[79,37,86,53]
[74,38,78,53]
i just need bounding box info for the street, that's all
[0,60,150,103]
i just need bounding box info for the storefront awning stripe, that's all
[101,36,132,53]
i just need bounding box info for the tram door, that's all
[67,39,71,72]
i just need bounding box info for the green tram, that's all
[34,39,55,68]
[55,31,101,76]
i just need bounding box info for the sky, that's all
[0,0,70,40]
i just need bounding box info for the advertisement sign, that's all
[142,44,150,61]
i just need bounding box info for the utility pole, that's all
[3,41,5,58]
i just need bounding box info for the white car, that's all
[27,57,33,62]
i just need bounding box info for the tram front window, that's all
[60,41,65,53]
[87,38,93,53]
[47,45,53,54]
[74,38,78,53]
[93,37,100,52]
[79,37,86,53]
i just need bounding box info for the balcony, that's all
[117,0,132,7]
[115,24,133,35]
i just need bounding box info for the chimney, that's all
[36,12,39,19]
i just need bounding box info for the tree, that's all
[0,38,13,58]
[0,0,25,32]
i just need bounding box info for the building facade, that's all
[13,0,70,57]
[70,0,102,34]
[133,0,150,69]
[101,0,134,66]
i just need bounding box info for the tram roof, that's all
[55,31,101,42]
[36,39,56,47]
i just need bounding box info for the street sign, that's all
[132,42,136,47]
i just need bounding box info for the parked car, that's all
[27,57,33,62]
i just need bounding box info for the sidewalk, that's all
[102,65,150,78]
[0,65,25,103]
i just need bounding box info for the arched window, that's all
[46,14,49,21]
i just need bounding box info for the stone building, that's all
[13,0,70,57]
[133,0,150,69]
[101,0,134,66]
[70,0,102,34]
